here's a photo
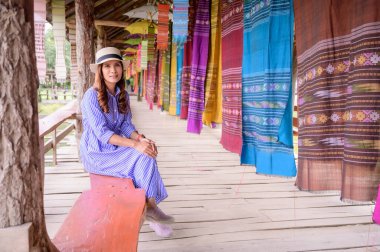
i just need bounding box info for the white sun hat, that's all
[90,47,129,73]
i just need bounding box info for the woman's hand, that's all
[141,138,158,155]
[134,140,157,158]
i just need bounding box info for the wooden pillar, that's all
[0,0,57,251]
[75,0,95,138]
[96,25,106,51]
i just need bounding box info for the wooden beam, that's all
[94,19,129,27]
[67,19,131,28]
[109,39,125,44]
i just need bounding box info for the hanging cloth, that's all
[176,45,184,116]
[134,71,139,95]
[220,0,243,154]
[141,40,148,70]
[158,52,164,108]
[241,0,296,176]
[157,4,170,50]
[162,49,170,111]
[52,0,66,83]
[172,0,189,45]
[147,57,158,110]
[162,23,172,111]
[180,0,198,119]
[147,25,156,61]
[125,37,142,45]
[169,43,178,115]
[137,43,142,72]
[203,0,223,127]
[187,0,210,134]
[294,0,380,202]
[34,0,47,83]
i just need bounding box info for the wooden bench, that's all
[53,174,146,252]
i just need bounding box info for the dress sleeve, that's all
[120,93,136,138]
[82,90,115,144]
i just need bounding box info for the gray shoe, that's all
[149,222,173,238]
[146,207,175,224]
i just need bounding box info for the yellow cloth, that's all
[169,43,178,115]
[124,47,137,53]
[125,20,157,35]
[202,0,222,126]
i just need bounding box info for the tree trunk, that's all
[75,0,95,138]
[0,0,57,251]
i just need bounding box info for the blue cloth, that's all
[172,0,189,45]
[176,45,184,115]
[80,87,168,203]
[241,0,296,177]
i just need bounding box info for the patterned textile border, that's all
[297,22,380,165]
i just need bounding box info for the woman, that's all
[80,47,173,237]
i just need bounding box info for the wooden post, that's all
[0,0,57,250]
[75,0,95,146]
[96,25,106,51]
[52,129,57,166]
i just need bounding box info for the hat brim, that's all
[90,59,129,73]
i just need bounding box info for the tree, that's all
[0,0,57,250]
[75,0,95,137]
[45,27,56,70]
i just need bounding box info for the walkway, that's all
[44,96,380,251]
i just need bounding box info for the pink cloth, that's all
[373,185,380,224]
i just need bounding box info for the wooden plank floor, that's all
[44,96,380,251]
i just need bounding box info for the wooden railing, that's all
[39,100,78,165]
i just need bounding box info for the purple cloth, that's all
[187,0,210,134]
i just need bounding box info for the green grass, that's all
[38,103,65,116]
[38,88,76,101]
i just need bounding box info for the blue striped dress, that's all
[80,87,168,204]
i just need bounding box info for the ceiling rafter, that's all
[45,0,173,49]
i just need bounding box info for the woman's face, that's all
[101,60,123,85]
